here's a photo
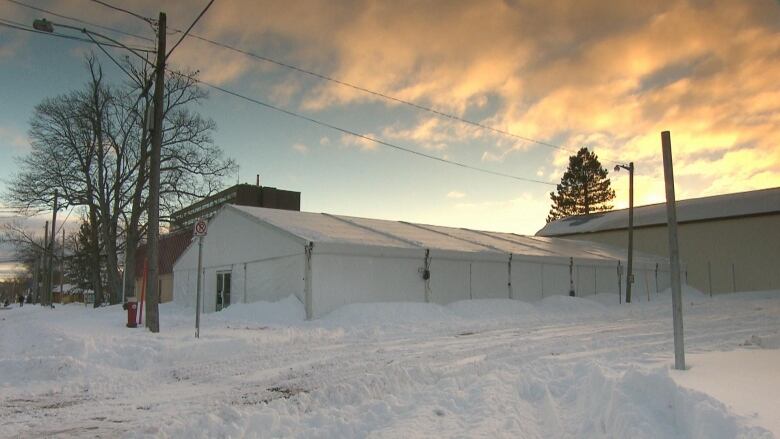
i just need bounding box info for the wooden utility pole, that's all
[48,190,58,307]
[42,221,48,306]
[625,162,634,303]
[60,228,65,300]
[661,131,686,371]
[32,253,40,304]
[146,12,166,333]
[615,162,635,302]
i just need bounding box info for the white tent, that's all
[173,205,672,318]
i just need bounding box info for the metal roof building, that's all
[538,187,780,294]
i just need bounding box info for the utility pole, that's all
[60,228,65,300]
[614,162,634,302]
[48,190,58,307]
[32,252,40,304]
[42,221,48,306]
[146,12,166,333]
[661,131,686,371]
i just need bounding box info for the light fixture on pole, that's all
[32,18,53,33]
[32,19,155,65]
[614,162,634,303]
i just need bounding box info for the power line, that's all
[4,0,154,43]
[54,206,76,236]
[88,0,155,25]
[4,5,611,182]
[28,1,620,164]
[68,1,616,163]
[0,17,155,52]
[170,33,622,165]
[172,71,555,186]
[166,0,215,58]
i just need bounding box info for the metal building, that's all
[537,187,780,295]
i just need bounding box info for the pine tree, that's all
[66,221,102,300]
[547,147,615,222]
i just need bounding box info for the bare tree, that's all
[5,55,235,305]
[0,219,57,304]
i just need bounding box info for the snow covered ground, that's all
[1,288,778,438]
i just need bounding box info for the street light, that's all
[32,19,53,33]
[32,19,155,67]
[614,162,634,303]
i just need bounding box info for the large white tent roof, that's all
[228,204,666,265]
[537,187,780,237]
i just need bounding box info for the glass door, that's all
[216,271,232,311]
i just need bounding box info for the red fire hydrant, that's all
[123,297,138,328]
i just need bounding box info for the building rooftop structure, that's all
[170,183,300,231]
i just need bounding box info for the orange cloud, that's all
[9,0,777,209]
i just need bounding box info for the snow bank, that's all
[534,295,609,319]
[206,295,306,326]
[317,295,616,331]
[319,301,456,327]
[157,361,772,439]
[672,349,780,437]
[446,298,540,321]
[2,289,777,438]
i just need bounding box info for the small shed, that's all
[173,205,671,318]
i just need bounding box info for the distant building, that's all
[537,187,780,295]
[134,230,194,303]
[170,184,300,231]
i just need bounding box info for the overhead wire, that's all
[0,17,155,52]
[87,0,155,25]
[4,0,154,43]
[53,206,76,236]
[84,31,142,85]
[174,71,556,186]
[167,32,622,165]
[165,0,215,59]
[67,1,617,163]
[3,4,581,185]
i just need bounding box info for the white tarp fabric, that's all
[173,205,673,318]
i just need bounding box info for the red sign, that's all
[194,218,208,236]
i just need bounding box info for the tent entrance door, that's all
[216,271,232,311]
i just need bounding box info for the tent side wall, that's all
[307,243,650,317]
[310,248,424,318]
[172,207,305,312]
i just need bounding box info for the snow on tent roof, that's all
[229,204,667,264]
[537,186,780,236]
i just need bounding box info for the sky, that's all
[1,0,779,276]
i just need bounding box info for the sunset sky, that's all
[1,0,779,256]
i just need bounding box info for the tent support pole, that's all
[507,254,513,299]
[304,243,313,320]
[423,249,431,303]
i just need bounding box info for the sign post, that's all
[194,218,208,338]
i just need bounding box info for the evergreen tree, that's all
[66,221,102,296]
[547,147,615,222]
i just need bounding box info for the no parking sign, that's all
[194,218,208,236]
